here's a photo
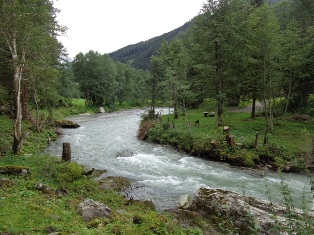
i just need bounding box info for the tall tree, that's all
[246,4,281,130]
[72,51,117,107]
[0,0,63,154]
[278,20,303,115]
[195,0,232,126]
[149,55,166,111]
[159,39,189,118]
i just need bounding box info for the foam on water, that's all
[43,109,313,210]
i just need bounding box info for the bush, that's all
[47,161,84,183]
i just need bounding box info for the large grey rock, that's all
[190,188,308,235]
[77,198,112,222]
[99,107,105,113]
[177,194,191,209]
[116,149,134,158]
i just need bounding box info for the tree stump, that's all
[210,140,218,148]
[223,126,230,136]
[62,142,71,162]
[228,135,236,147]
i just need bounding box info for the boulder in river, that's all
[56,119,80,128]
[177,194,191,209]
[116,149,134,158]
[99,107,105,113]
[190,187,309,235]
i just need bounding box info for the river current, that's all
[43,108,313,210]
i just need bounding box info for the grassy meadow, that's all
[144,100,314,170]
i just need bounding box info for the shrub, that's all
[46,162,84,183]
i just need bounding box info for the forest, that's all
[1,1,314,234]
[0,0,314,153]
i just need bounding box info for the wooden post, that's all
[62,143,71,162]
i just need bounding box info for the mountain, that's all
[108,21,193,70]
[109,0,282,71]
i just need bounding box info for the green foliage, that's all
[0,154,210,234]
[50,162,84,183]
[72,51,150,107]
[22,128,57,154]
[145,107,314,170]
[73,51,117,106]
[0,115,13,155]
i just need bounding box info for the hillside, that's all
[108,21,193,70]
[108,1,283,71]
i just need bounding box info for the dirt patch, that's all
[229,102,263,113]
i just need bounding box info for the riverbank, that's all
[139,106,314,173]
[0,108,217,234]
[0,153,222,234]
[1,107,313,234]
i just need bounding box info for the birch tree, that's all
[0,0,63,154]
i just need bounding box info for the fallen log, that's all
[0,166,30,176]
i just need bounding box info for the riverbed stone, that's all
[77,198,112,222]
[116,149,134,158]
[177,194,191,209]
[97,176,131,192]
[238,167,265,178]
[99,107,105,113]
[190,187,307,234]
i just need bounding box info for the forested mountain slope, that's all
[108,0,282,70]
[108,21,192,70]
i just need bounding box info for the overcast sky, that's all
[53,0,205,58]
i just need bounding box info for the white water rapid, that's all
[43,108,313,210]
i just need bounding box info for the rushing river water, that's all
[43,108,313,210]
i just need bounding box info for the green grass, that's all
[0,154,212,234]
[0,116,13,155]
[0,107,217,234]
[171,109,313,152]
[144,103,314,170]
[70,98,86,108]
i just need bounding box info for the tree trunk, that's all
[173,81,179,119]
[251,82,257,118]
[11,37,24,155]
[284,74,292,117]
[215,40,224,126]
[151,85,156,113]
[22,83,28,120]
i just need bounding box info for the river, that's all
[43,108,313,210]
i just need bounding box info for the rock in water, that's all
[77,198,112,222]
[116,149,134,158]
[99,107,105,113]
[177,194,191,209]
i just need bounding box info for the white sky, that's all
[53,0,205,58]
